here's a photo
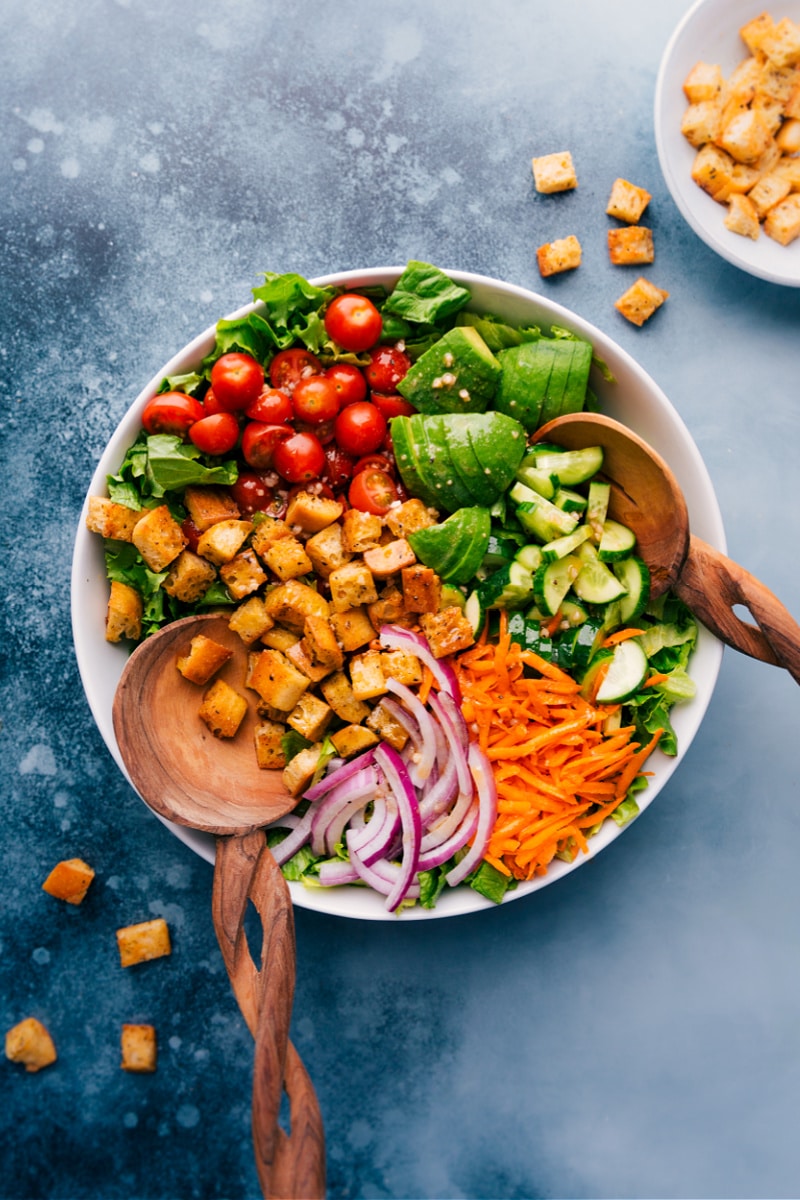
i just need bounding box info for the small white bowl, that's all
[71,267,725,921]
[655,0,800,287]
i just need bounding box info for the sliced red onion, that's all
[378,624,461,704]
[428,690,473,798]
[309,766,377,857]
[269,808,315,867]
[348,789,400,867]
[385,677,436,786]
[420,780,475,852]
[379,696,423,753]
[374,744,422,912]
[346,838,421,902]
[445,744,498,888]
[433,688,469,749]
[418,801,479,871]
[317,859,361,886]
[303,748,376,802]
[417,753,459,824]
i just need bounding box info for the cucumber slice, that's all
[559,598,589,627]
[613,556,651,623]
[482,534,518,569]
[598,518,636,561]
[464,589,485,635]
[532,445,604,485]
[514,456,559,499]
[554,487,587,513]
[476,560,533,610]
[586,480,610,541]
[572,557,628,605]
[515,543,544,572]
[533,555,582,617]
[595,638,648,703]
[540,524,593,562]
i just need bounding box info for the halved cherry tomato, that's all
[324,294,382,353]
[352,453,393,476]
[209,352,265,411]
[269,347,321,391]
[322,443,357,491]
[324,362,368,407]
[142,391,204,437]
[188,411,241,456]
[333,401,387,456]
[365,344,411,393]
[370,393,416,420]
[291,375,340,424]
[348,468,399,516]
[245,387,293,424]
[241,422,292,470]
[229,471,274,516]
[181,516,202,553]
[273,431,326,483]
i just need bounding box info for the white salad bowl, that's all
[655,0,800,287]
[71,267,726,921]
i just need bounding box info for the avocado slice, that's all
[493,338,592,431]
[422,413,496,507]
[463,411,527,496]
[411,417,476,513]
[559,339,593,416]
[391,415,435,506]
[397,326,501,415]
[409,507,491,586]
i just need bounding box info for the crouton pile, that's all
[682,12,800,245]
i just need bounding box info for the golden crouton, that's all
[319,671,371,724]
[785,79,800,119]
[682,60,724,102]
[384,498,437,540]
[162,549,217,603]
[263,580,330,631]
[724,193,762,239]
[198,678,248,738]
[285,490,344,533]
[748,169,792,217]
[304,522,352,577]
[176,634,233,685]
[261,625,302,652]
[740,12,775,58]
[247,648,310,711]
[183,485,240,532]
[691,144,760,201]
[228,595,274,645]
[253,719,287,770]
[196,518,254,566]
[681,99,723,146]
[419,606,476,658]
[219,548,267,601]
[86,495,140,541]
[116,918,172,968]
[614,277,669,327]
[287,691,333,742]
[303,615,344,669]
[776,153,800,186]
[760,17,800,68]
[776,115,800,151]
[764,192,800,243]
[605,178,652,223]
[121,1024,157,1073]
[531,150,577,193]
[330,725,380,758]
[401,564,442,613]
[536,235,582,278]
[263,536,313,581]
[718,106,775,162]
[362,539,417,580]
[366,701,410,752]
[349,650,387,701]
[381,648,423,687]
[367,585,415,630]
[285,639,336,684]
[607,227,655,266]
[5,1017,57,1072]
[105,580,143,643]
[342,508,383,553]
[42,858,95,904]
[282,743,323,797]
[330,606,376,653]
[329,561,379,612]
[250,516,293,558]
[132,505,187,572]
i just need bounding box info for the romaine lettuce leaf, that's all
[382,261,471,325]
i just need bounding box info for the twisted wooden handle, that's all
[677,535,800,685]
[212,831,326,1199]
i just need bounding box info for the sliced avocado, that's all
[559,339,593,416]
[391,416,436,507]
[397,325,501,415]
[409,507,491,586]
[494,338,592,431]
[423,412,496,507]
[463,411,527,498]
[410,416,476,513]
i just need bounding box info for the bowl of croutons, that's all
[655,0,800,285]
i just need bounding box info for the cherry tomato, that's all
[365,344,411,393]
[188,411,241,456]
[291,375,340,425]
[348,469,399,516]
[245,387,293,424]
[324,362,368,407]
[142,392,204,437]
[322,443,356,491]
[370,393,416,420]
[181,516,202,553]
[201,387,227,416]
[269,347,321,391]
[324,294,382,353]
[241,422,293,470]
[353,453,393,476]
[229,471,272,516]
[209,352,265,411]
[273,431,326,483]
[333,401,387,456]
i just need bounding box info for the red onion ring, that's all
[378,624,461,704]
[444,745,498,887]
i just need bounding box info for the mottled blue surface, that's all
[3,1,800,1197]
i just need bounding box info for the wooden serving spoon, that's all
[111,612,325,1200]
[536,412,800,685]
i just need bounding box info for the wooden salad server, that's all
[112,613,325,1200]
[536,412,800,685]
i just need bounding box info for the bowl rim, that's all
[71,265,726,921]
[654,0,800,288]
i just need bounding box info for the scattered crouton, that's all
[121,1024,157,1073]
[176,634,233,685]
[614,277,669,327]
[5,1017,57,1072]
[536,235,582,278]
[198,678,248,737]
[607,227,655,266]
[42,858,95,904]
[532,150,578,194]
[116,918,172,968]
[605,178,652,223]
[105,580,143,643]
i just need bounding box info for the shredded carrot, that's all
[455,633,664,882]
[603,627,646,647]
[644,672,670,688]
[417,664,436,706]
